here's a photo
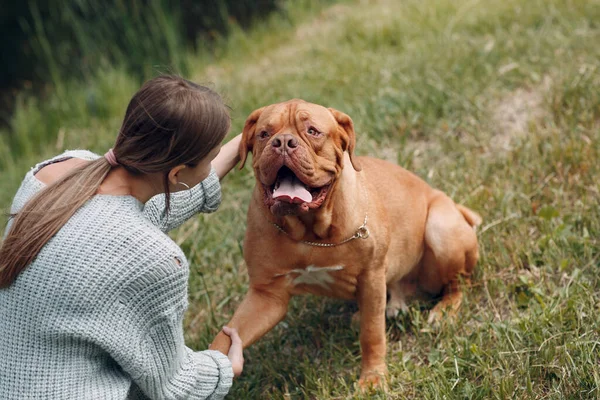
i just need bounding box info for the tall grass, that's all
[6,0,282,86]
[2,0,600,398]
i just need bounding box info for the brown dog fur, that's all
[209,99,481,387]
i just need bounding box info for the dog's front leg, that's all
[209,285,290,354]
[356,265,388,388]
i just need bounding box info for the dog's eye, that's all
[307,127,320,136]
[259,130,269,139]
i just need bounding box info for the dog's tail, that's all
[456,204,482,228]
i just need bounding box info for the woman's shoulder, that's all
[32,149,100,171]
[9,150,101,214]
[31,149,100,173]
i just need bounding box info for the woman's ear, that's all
[328,107,361,171]
[239,106,266,170]
[168,165,187,187]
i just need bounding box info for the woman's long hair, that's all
[0,75,230,288]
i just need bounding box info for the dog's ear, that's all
[239,106,266,170]
[328,107,361,171]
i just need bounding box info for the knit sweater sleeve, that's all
[143,168,222,233]
[108,256,233,399]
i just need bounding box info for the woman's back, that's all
[0,193,188,399]
[0,150,232,400]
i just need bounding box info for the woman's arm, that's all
[143,134,242,232]
[212,133,242,181]
[143,170,221,232]
[108,257,234,399]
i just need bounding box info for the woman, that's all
[0,75,243,399]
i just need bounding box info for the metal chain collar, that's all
[270,181,370,247]
[271,214,369,247]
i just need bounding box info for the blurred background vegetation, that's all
[1,0,282,86]
[0,0,280,124]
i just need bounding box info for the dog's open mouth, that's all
[264,166,329,216]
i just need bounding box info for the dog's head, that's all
[239,99,360,217]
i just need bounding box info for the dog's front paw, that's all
[385,303,409,319]
[357,368,388,392]
[385,297,409,319]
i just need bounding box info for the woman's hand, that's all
[222,326,244,377]
[212,133,243,181]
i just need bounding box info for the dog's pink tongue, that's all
[273,175,312,204]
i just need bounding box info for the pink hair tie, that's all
[104,148,119,167]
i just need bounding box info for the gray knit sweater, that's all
[0,150,233,400]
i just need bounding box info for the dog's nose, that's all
[287,135,298,148]
[271,134,298,153]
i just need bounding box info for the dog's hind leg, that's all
[427,278,466,324]
[419,192,479,324]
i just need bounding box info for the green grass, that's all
[1,0,600,398]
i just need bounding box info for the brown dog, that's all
[210,99,481,387]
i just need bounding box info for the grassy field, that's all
[1,0,600,398]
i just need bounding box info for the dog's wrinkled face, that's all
[239,99,360,217]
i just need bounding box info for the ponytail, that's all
[0,158,112,288]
